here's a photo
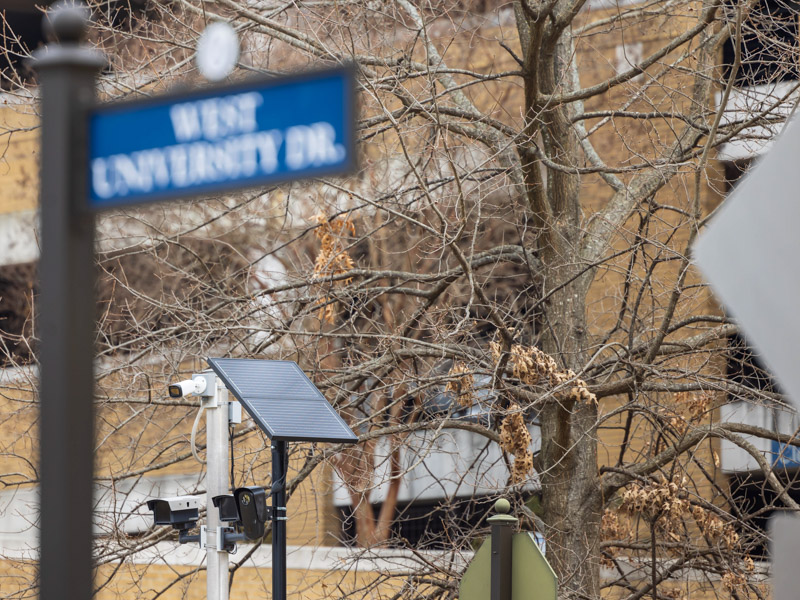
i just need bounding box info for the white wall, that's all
[333,426,541,507]
[716,82,800,162]
[0,474,204,557]
[0,210,37,267]
[721,401,800,472]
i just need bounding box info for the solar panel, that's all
[206,358,358,443]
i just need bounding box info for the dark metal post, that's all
[487,499,518,600]
[272,440,288,600]
[30,4,105,600]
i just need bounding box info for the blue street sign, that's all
[88,66,355,210]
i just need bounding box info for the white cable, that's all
[191,404,206,464]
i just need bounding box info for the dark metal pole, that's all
[30,4,105,600]
[272,440,288,600]
[488,499,518,600]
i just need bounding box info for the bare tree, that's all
[1,0,799,599]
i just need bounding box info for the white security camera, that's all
[168,376,208,398]
[146,495,201,530]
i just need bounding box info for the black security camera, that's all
[212,487,268,540]
[146,496,200,531]
[234,486,268,540]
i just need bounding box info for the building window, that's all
[724,334,800,557]
[0,1,150,90]
[723,159,752,192]
[332,374,541,548]
[716,2,800,160]
[0,262,36,367]
[722,0,800,87]
[0,6,47,90]
[337,496,498,549]
[726,332,778,399]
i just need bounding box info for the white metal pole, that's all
[206,377,230,600]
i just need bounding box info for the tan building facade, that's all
[0,1,797,599]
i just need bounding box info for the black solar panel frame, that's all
[206,358,358,443]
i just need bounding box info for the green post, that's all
[487,499,518,600]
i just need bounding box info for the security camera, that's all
[146,495,201,531]
[212,494,240,523]
[234,486,268,540]
[168,376,208,398]
[211,487,268,541]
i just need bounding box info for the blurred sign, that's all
[772,514,800,600]
[459,532,557,600]
[694,116,800,409]
[88,67,355,210]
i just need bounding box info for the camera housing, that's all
[146,495,201,531]
[211,487,268,540]
[235,486,268,540]
[168,374,213,398]
[212,494,240,522]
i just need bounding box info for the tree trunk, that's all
[523,20,603,600]
[537,257,601,599]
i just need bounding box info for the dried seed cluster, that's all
[312,213,355,323]
[679,391,713,421]
[662,392,715,436]
[621,476,691,532]
[720,558,758,596]
[601,508,628,541]
[490,342,596,405]
[499,402,534,483]
[721,571,747,592]
[617,477,756,594]
[485,342,597,482]
[445,362,474,407]
[600,508,630,566]
[690,505,740,549]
